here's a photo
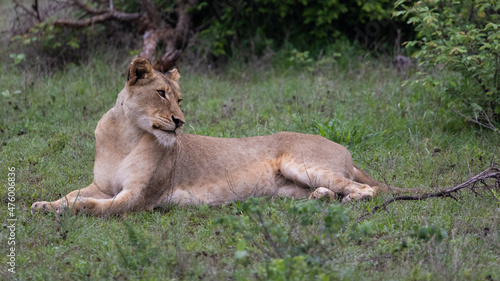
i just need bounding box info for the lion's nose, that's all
[172,115,184,128]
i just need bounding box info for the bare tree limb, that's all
[154,0,196,72]
[73,0,108,15]
[173,0,196,50]
[358,163,500,221]
[54,9,141,28]
[137,29,161,62]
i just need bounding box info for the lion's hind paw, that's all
[308,187,337,201]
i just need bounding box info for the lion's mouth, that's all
[152,125,176,134]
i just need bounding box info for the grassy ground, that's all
[1,50,499,280]
[1,5,499,279]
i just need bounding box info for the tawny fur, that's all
[32,58,399,216]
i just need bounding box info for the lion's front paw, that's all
[31,201,57,214]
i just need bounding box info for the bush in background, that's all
[7,0,408,70]
[194,0,402,58]
[396,0,500,131]
[215,198,375,279]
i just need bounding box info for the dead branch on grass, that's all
[358,162,500,221]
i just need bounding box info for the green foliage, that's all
[8,11,117,70]
[9,53,26,65]
[11,22,80,52]
[7,0,402,69]
[491,189,500,206]
[216,198,373,279]
[412,225,448,244]
[260,255,333,281]
[46,132,69,155]
[349,221,376,243]
[1,89,21,99]
[395,0,500,129]
[195,0,397,57]
[115,222,160,273]
[287,49,314,71]
[316,117,383,147]
[0,40,499,279]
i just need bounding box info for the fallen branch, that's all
[358,162,500,221]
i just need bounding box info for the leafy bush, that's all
[412,225,448,244]
[395,0,500,131]
[215,198,373,279]
[9,0,403,69]
[194,0,399,58]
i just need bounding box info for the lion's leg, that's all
[31,183,113,214]
[71,189,143,215]
[159,188,207,207]
[279,159,375,202]
[36,188,144,216]
[276,182,312,199]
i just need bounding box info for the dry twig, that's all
[358,162,500,221]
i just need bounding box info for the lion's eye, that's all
[157,90,166,99]
[178,99,182,105]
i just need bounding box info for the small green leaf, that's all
[236,239,247,251]
[235,250,248,259]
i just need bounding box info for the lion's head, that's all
[123,58,185,147]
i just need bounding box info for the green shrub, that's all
[395,0,500,131]
[195,0,398,58]
[412,225,448,244]
[215,198,374,279]
[9,0,401,69]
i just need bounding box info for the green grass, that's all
[1,42,500,280]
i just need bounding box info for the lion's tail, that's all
[353,165,425,195]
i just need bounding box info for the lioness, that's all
[31,58,401,216]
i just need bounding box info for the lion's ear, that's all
[167,68,181,82]
[127,58,154,86]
